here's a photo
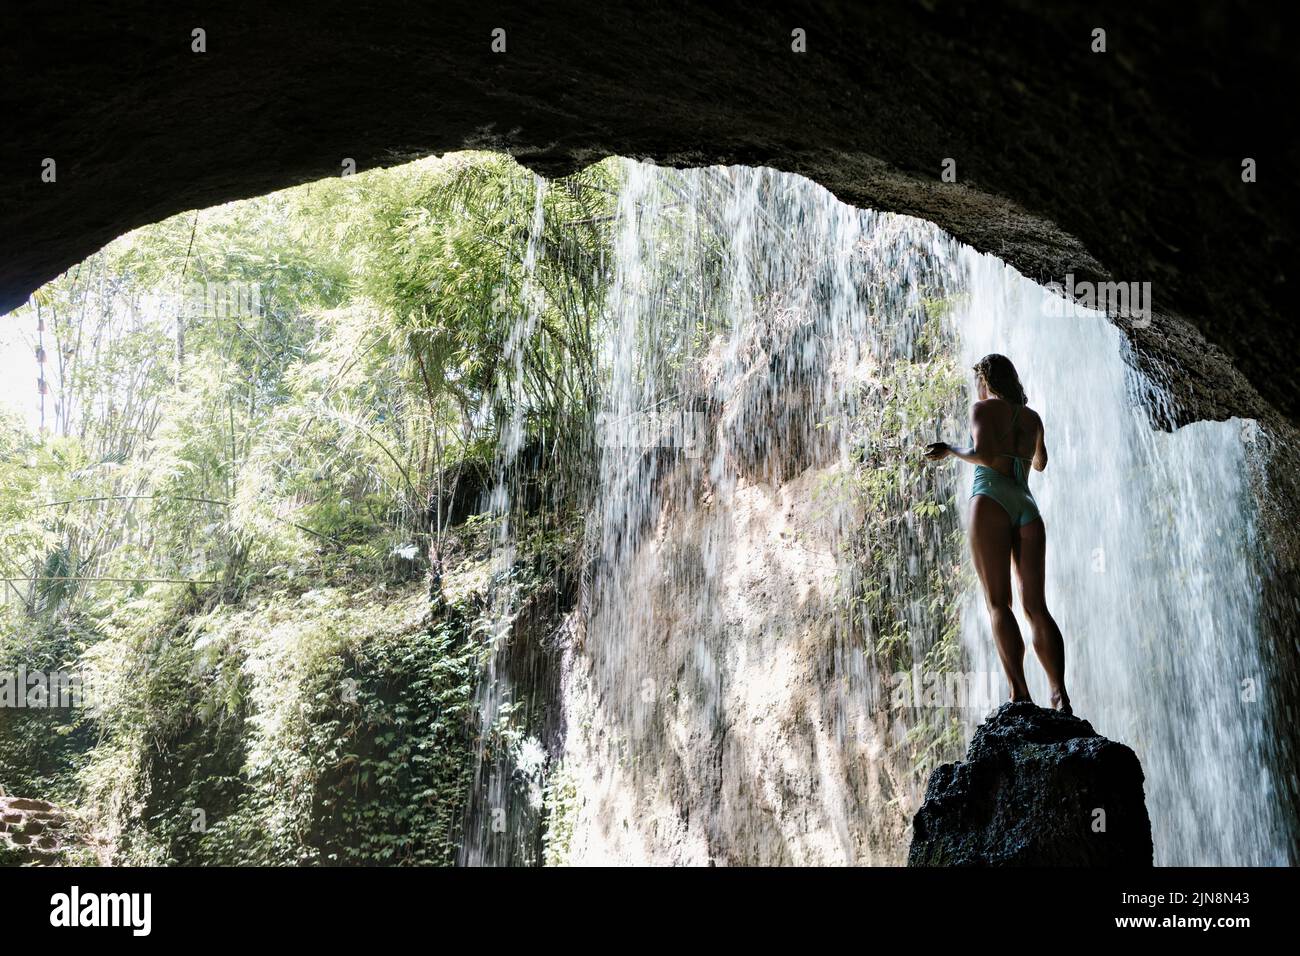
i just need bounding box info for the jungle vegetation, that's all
[0,153,965,865]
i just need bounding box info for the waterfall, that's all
[560,161,967,864]
[955,250,1286,865]
[468,158,1288,866]
[459,179,551,866]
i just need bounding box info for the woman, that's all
[924,354,1071,714]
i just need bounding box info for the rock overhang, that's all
[1,1,1295,428]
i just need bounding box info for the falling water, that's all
[459,180,551,866]
[560,162,967,864]
[468,159,1288,866]
[956,251,1287,865]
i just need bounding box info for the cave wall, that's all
[2,1,1296,429]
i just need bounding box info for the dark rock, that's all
[908,702,1154,866]
[0,2,1296,429]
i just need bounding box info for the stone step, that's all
[0,795,96,866]
[2,798,58,813]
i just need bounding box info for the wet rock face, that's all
[908,702,1154,866]
[1,2,1296,428]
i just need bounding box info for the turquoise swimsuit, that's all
[969,406,1041,527]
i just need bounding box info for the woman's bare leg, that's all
[1012,517,1070,713]
[970,496,1032,703]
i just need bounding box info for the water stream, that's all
[474,159,1288,865]
[956,251,1286,865]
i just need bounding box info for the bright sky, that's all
[0,308,40,429]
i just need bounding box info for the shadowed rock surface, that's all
[1,1,1296,428]
[908,702,1154,866]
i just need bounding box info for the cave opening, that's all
[1,151,1294,866]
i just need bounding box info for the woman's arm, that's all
[1033,419,1048,471]
[924,402,1000,467]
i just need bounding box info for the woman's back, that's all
[973,398,1041,481]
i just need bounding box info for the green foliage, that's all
[1,152,606,864]
[844,308,969,673]
[1,152,614,621]
[79,582,478,866]
[825,303,973,812]
[0,615,99,804]
[541,762,579,866]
